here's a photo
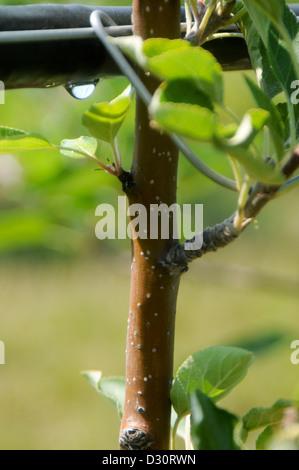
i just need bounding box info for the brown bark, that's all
[119,0,181,450]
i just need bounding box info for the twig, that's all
[166,146,299,269]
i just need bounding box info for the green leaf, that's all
[109,35,149,68]
[242,1,299,95]
[215,109,286,184]
[151,100,218,141]
[150,82,217,141]
[256,425,276,450]
[244,76,285,158]
[190,390,240,450]
[82,85,133,144]
[217,108,270,148]
[82,371,125,418]
[114,37,223,104]
[145,40,224,104]
[171,346,253,419]
[229,150,285,184]
[113,36,189,70]
[142,38,190,59]
[60,136,98,159]
[243,0,283,44]
[241,398,294,439]
[0,126,54,153]
[276,101,299,142]
[266,5,299,88]
[157,79,214,111]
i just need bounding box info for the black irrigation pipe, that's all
[0,4,299,90]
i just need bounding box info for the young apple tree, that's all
[1,0,299,450]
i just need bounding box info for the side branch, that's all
[168,146,299,268]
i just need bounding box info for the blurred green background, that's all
[0,0,298,450]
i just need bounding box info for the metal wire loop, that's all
[90,10,238,192]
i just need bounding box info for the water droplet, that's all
[65,80,98,100]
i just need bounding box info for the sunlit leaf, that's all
[82,371,125,418]
[151,100,217,141]
[214,109,285,184]
[145,39,224,104]
[240,398,295,443]
[82,85,133,144]
[156,79,214,111]
[114,37,223,104]
[0,126,54,153]
[171,346,253,419]
[60,136,98,159]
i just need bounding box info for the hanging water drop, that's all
[65,80,99,100]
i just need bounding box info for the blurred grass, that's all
[0,0,299,450]
[0,242,298,450]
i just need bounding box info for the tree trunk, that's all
[119,0,181,451]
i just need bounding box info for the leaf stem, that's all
[196,0,217,43]
[171,414,187,450]
[234,175,252,231]
[224,6,247,27]
[184,1,193,35]
[262,126,270,160]
[205,32,244,42]
[55,145,117,175]
[111,136,122,175]
[228,156,243,191]
[222,103,241,124]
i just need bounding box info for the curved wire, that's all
[278,174,299,192]
[90,10,237,192]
